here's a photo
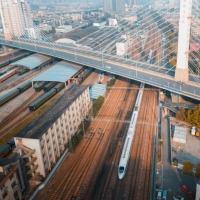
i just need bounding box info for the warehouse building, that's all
[13,85,90,179]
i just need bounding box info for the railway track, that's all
[43,79,129,200]
[86,83,138,200]
[0,92,44,136]
[128,90,157,200]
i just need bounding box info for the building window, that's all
[52,133,54,137]
[57,128,59,132]
[58,135,60,139]
[60,116,62,120]
[48,146,51,151]
[41,146,44,150]
[2,192,8,199]
[10,174,14,180]
[62,130,64,134]
[53,140,55,145]
[44,160,46,165]
[61,123,63,127]
[54,148,56,152]
[14,190,19,200]
[45,132,48,135]
[11,181,16,188]
[47,139,49,143]
[49,154,52,158]
[51,126,53,130]
[0,184,5,190]
[56,122,58,125]
[63,137,65,141]
[43,153,45,157]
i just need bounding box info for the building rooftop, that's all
[174,126,187,139]
[32,61,82,83]
[63,26,99,41]
[15,85,88,139]
[10,53,52,69]
[89,84,106,99]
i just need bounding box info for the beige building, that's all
[14,85,90,180]
[0,0,33,40]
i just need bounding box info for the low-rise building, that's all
[108,18,117,26]
[13,85,90,180]
[56,25,73,33]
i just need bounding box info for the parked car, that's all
[180,184,192,195]
[173,195,184,200]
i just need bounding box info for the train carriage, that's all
[54,83,65,92]
[34,81,48,92]
[43,82,58,92]
[17,81,32,92]
[0,88,20,106]
[29,89,57,111]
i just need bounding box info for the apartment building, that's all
[14,85,90,180]
[0,0,33,40]
[0,157,26,200]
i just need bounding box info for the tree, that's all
[182,161,193,174]
[176,107,186,121]
[196,163,200,178]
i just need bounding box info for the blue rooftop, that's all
[89,84,106,99]
[32,61,82,83]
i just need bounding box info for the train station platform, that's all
[31,61,82,84]
[10,53,52,69]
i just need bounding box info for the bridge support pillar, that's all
[2,46,7,54]
[4,33,12,40]
[175,68,188,83]
[175,0,192,83]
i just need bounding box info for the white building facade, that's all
[0,0,33,40]
[14,85,90,178]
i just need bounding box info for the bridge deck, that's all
[1,39,200,101]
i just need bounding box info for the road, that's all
[158,115,198,199]
[1,39,200,100]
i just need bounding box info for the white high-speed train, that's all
[118,83,144,179]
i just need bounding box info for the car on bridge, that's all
[105,65,111,69]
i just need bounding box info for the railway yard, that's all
[35,78,158,200]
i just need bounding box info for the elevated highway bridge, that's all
[1,38,200,101]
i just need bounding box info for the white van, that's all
[157,190,162,200]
